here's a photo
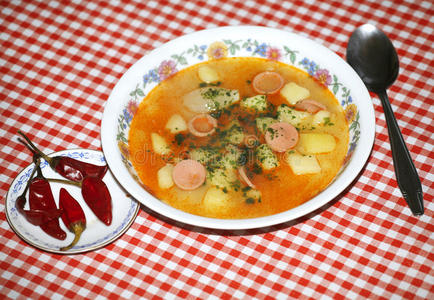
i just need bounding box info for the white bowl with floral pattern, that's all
[101,26,375,230]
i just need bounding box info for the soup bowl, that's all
[101,26,375,230]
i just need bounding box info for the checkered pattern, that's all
[1,0,433,298]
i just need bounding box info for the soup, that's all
[129,57,348,219]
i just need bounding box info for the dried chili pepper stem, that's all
[59,188,86,251]
[17,157,39,199]
[60,223,85,251]
[18,131,53,165]
[18,142,82,188]
[46,178,81,187]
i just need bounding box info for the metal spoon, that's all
[346,24,424,215]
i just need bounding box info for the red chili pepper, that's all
[53,156,108,182]
[18,131,108,182]
[59,188,86,251]
[81,176,112,226]
[29,161,66,240]
[15,160,63,226]
[16,195,63,226]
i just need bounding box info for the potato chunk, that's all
[285,151,321,175]
[277,104,311,127]
[256,117,278,134]
[244,189,262,203]
[221,144,243,170]
[312,110,332,127]
[189,147,218,164]
[241,95,268,112]
[280,82,310,105]
[202,87,239,110]
[157,164,174,189]
[255,144,279,170]
[222,120,244,145]
[165,114,187,134]
[202,187,231,212]
[183,87,239,113]
[198,65,220,83]
[298,133,336,154]
[151,133,171,155]
[207,167,237,190]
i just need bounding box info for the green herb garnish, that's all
[324,117,334,126]
[245,198,255,204]
[174,133,185,145]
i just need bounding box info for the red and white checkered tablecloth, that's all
[1,0,433,298]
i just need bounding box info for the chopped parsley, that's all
[202,88,222,100]
[174,133,185,145]
[266,127,280,140]
[264,172,278,180]
[323,117,334,126]
[230,180,241,192]
[210,110,222,119]
[245,198,255,204]
[241,186,252,193]
[251,163,262,174]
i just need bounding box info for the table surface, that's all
[1,0,433,299]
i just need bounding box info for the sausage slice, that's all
[188,114,218,137]
[252,71,284,95]
[238,166,256,189]
[265,122,299,152]
[172,159,206,190]
[294,99,327,113]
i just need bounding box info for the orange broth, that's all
[129,57,348,219]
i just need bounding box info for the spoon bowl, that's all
[346,24,424,215]
[347,24,399,92]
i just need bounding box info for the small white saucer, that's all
[5,149,140,254]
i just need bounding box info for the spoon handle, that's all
[378,90,424,215]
